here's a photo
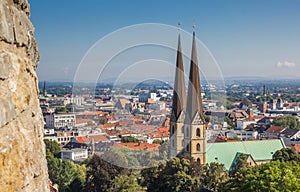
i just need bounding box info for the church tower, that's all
[183,30,206,164]
[169,31,187,158]
[43,81,47,97]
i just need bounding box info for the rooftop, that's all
[265,125,286,133]
[206,139,285,169]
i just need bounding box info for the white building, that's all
[44,113,76,128]
[150,93,157,102]
[44,128,55,136]
[226,130,258,140]
[65,96,84,106]
[61,148,88,161]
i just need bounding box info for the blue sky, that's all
[30,0,300,81]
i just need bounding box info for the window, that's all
[171,125,175,135]
[196,128,200,137]
[182,126,184,134]
[197,158,201,164]
[186,143,190,152]
[196,143,200,151]
[182,139,184,147]
[186,127,189,137]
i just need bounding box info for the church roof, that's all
[171,33,186,121]
[185,31,204,123]
[206,139,285,169]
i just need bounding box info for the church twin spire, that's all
[171,27,204,124]
[170,26,206,164]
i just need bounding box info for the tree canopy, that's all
[271,115,300,129]
[110,171,144,192]
[45,140,86,192]
[272,148,300,163]
[44,139,61,158]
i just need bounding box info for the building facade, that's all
[61,148,88,161]
[44,113,76,128]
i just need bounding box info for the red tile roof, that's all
[293,144,300,154]
[265,125,286,133]
[105,129,133,136]
[100,122,119,129]
[76,135,109,143]
[75,118,93,124]
[114,142,160,151]
[243,116,264,121]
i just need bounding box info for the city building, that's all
[61,148,88,161]
[44,113,76,129]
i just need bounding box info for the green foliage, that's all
[44,139,60,158]
[55,106,68,113]
[99,118,106,125]
[222,161,300,192]
[141,164,165,191]
[202,162,229,192]
[226,100,235,110]
[121,136,140,143]
[85,155,128,192]
[224,116,235,128]
[110,171,144,192]
[272,148,300,163]
[67,164,86,192]
[230,153,250,176]
[46,152,85,192]
[44,140,86,192]
[237,161,300,192]
[141,158,201,192]
[271,115,300,129]
[152,139,163,145]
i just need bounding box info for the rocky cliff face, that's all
[0,0,49,191]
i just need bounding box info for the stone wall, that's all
[0,0,49,191]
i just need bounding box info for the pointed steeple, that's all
[186,30,205,123]
[171,32,186,121]
[43,81,47,97]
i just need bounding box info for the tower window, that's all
[197,158,201,164]
[182,126,184,133]
[182,139,184,147]
[196,128,200,137]
[186,143,190,152]
[186,127,189,137]
[196,143,200,151]
[171,125,175,135]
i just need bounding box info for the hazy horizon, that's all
[30,0,300,82]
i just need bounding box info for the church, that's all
[169,28,206,165]
[169,28,285,167]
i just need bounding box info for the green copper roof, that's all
[206,139,285,170]
[229,152,253,171]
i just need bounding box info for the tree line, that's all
[45,140,300,192]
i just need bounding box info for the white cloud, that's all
[277,61,296,68]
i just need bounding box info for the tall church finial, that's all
[192,23,196,34]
